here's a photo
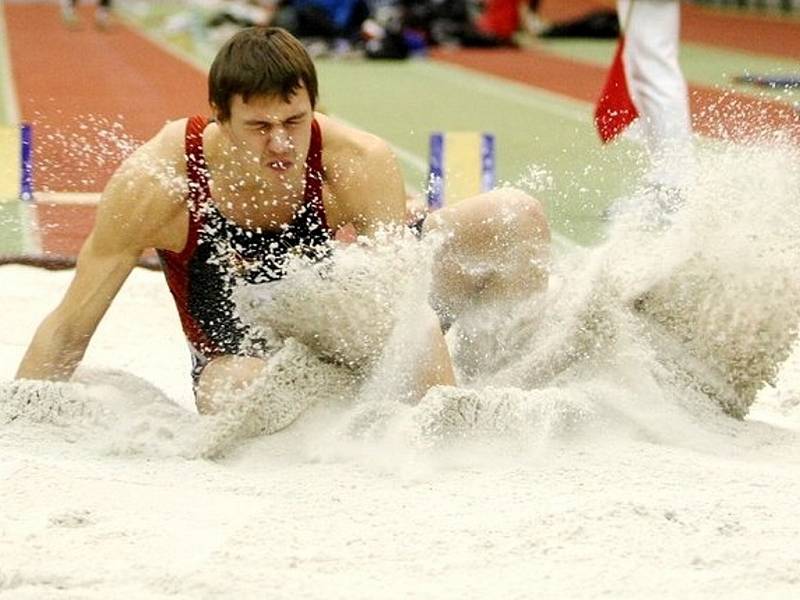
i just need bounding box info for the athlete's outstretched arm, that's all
[16,224,140,380]
[16,138,182,381]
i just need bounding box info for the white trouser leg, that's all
[618,0,694,188]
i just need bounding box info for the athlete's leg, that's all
[195,351,314,455]
[60,0,78,25]
[193,342,356,452]
[95,0,111,29]
[195,355,268,415]
[618,0,693,188]
[423,187,550,324]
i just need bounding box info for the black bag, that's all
[539,9,619,39]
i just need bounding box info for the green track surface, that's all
[315,58,645,244]
[0,201,26,254]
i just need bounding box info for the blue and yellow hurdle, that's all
[0,122,33,202]
[427,131,495,210]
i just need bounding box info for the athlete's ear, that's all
[210,102,223,123]
[210,102,233,139]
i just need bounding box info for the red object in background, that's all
[594,36,639,143]
[476,0,520,40]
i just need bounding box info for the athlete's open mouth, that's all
[267,160,293,172]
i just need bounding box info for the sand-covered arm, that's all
[16,132,185,381]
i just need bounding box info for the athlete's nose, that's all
[268,127,293,155]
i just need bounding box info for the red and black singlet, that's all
[157,115,333,374]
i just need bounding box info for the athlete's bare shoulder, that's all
[316,113,390,170]
[315,113,405,232]
[97,118,192,252]
[119,118,188,200]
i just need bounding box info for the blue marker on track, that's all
[20,123,33,201]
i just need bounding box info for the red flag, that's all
[594,36,639,143]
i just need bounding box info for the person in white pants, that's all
[60,0,112,29]
[618,0,694,193]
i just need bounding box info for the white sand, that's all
[3,141,800,598]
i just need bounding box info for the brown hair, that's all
[208,27,318,121]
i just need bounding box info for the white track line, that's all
[21,200,42,255]
[0,0,20,124]
[35,192,101,205]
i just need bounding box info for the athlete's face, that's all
[217,87,313,182]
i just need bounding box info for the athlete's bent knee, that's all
[195,355,268,415]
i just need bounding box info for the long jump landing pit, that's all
[3,5,800,598]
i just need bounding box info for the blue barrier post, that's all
[426,132,444,210]
[20,123,33,201]
[480,133,495,193]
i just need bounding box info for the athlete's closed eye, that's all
[246,112,306,133]
[245,122,271,134]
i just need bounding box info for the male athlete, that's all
[16,27,549,420]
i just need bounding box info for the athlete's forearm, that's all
[16,315,88,381]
